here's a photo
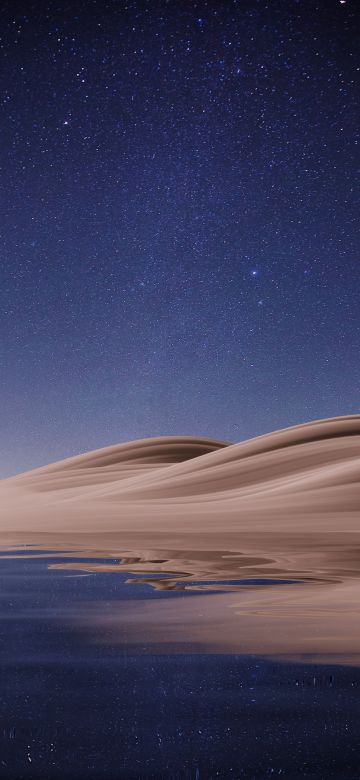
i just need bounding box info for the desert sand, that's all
[1,415,360,663]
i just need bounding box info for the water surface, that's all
[0,549,359,779]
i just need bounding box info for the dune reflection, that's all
[51,542,360,665]
[0,536,359,665]
[73,579,360,666]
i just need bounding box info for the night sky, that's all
[1,0,358,477]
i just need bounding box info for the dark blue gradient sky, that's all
[1,0,359,476]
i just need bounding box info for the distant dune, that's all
[1,415,360,663]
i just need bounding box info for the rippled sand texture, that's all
[1,415,360,662]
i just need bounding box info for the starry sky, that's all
[1,0,359,477]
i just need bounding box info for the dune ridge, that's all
[1,415,360,663]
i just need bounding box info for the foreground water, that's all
[0,550,359,779]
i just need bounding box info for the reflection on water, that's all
[0,548,359,779]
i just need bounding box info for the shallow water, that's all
[0,550,359,779]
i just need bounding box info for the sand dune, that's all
[1,415,359,529]
[1,415,360,663]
